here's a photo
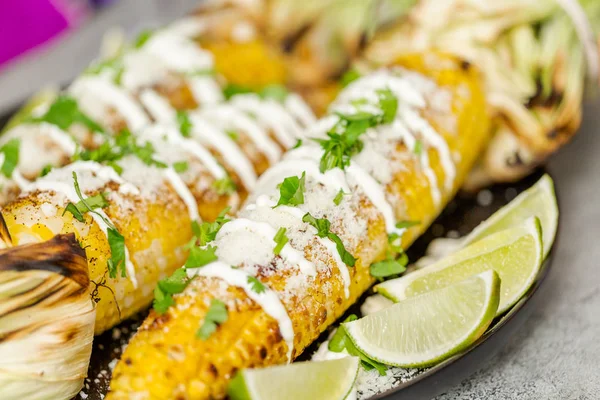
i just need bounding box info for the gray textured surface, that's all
[435,100,600,400]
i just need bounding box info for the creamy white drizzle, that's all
[25,161,138,286]
[33,122,77,156]
[142,31,214,74]
[139,89,177,123]
[217,218,316,277]
[230,95,302,148]
[188,76,224,106]
[284,94,317,127]
[163,167,199,220]
[69,76,149,131]
[140,124,226,179]
[189,114,258,190]
[188,261,295,361]
[247,195,351,298]
[200,104,281,163]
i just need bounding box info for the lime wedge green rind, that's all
[345,271,500,368]
[376,217,543,315]
[463,174,558,258]
[228,357,360,400]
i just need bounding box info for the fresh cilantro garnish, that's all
[190,207,231,246]
[70,172,127,278]
[302,213,356,267]
[274,172,305,208]
[333,189,348,206]
[86,58,124,85]
[187,68,216,77]
[196,299,228,340]
[153,267,190,314]
[395,220,420,230]
[413,140,423,156]
[247,275,266,294]
[273,227,289,256]
[28,96,105,134]
[369,232,410,280]
[370,259,407,278]
[62,192,109,223]
[0,138,20,177]
[259,84,289,102]
[340,69,361,87]
[134,29,154,48]
[315,88,398,173]
[173,161,189,173]
[185,244,218,269]
[176,110,193,137]
[74,129,166,172]
[292,139,303,149]
[226,130,239,141]
[329,315,387,375]
[40,164,53,177]
[212,175,237,195]
[222,83,289,102]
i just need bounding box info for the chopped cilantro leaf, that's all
[273,227,288,255]
[333,189,347,206]
[191,207,230,246]
[63,192,109,222]
[395,220,420,230]
[302,213,356,267]
[0,138,20,177]
[340,69,361,87]
[40,164,53,177]
[260,84,288,102]
[197,299,228,340]
[376,88,398,124]
[212,175,237,195]
[29,96,104,134]
[247,275,266,294]
[226,130,239,141]
[413,140,423,156]
[173,161,189,173]
[153,267,191,314]
[370,259,407,278]
[292,139,303,149]
[63,203,85,223]
[107,228,127,278]
[134,29,153,48]
[185,244,218,269]
[177,110,193,137]
[328,315,357,352]
[223,84,253,100]
[274,172,305,208]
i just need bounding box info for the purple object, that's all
[0,0,90,68]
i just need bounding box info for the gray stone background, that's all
[1,1,598,398]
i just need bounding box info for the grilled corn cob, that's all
[108,52,490,399]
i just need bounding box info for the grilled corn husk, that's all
[366,0,600,188]
[108,52,490,399]
[0,233,94,400]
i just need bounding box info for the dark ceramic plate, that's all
[73,170,554,400]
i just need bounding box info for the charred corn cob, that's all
[366,0,600,188]
[108,52,490,399]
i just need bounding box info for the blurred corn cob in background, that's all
[108,52,490,399]
[366,0,600,188]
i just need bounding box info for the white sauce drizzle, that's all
[142,31,214,74]
[25,161,138,286]
[188,261,295,361]
[69,76,149,131]
[230,95,302,148]
[188,76,224,106]
[163,167,199,221]
[140,125,226,179]
[247,195,352,298]
[189,114,257,190]
[200,105,281,163]
[33,122,77,156]
[217,218,316,277]
[139,89,177,123]
[284,94,317,127]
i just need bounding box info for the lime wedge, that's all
[463,174,558,258]
[228,357,359,400]
[345,270,500,368]
[376,217,543,315]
